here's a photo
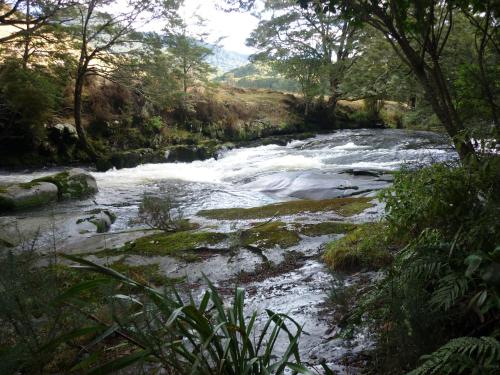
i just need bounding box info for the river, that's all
[0,128,458,372]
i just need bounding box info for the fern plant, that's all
[341,161,500,374]
[408,336,500,375]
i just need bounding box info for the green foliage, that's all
[248,0,359,106]
[215,63,300,92]
[379,160,500,248]
[0,251,92,375]
[59,255,313,374]
[145,116,164,132]
[0,62,61,152]
[408,336,500,375]
[345,159,500,373]
[166,23,215,94]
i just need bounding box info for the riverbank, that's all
[0,85,396,171]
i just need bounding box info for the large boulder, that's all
[34,168,98,199]
[0,182,58,211]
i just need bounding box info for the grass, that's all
[241,221,301,249]
[91,230,227,260]
[197,197,374,220]
[323,222,393,271]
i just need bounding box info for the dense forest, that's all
[0,0,499,374]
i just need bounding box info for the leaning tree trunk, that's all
[399,41,476,162]
[427,61,476,161]
[74,71,98,161]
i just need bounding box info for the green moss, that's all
[241,221,301,249]
[323,223,393,272]
[92,230,227,259]
[33,171,70,198]
[198,197,374,220]
[297,222,357,237]
[90,219,108,233]
[34,171,95,199]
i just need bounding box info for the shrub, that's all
[144,115,164,133]
[0,62,61,153]
[379,159,500,249]
[138,193,188,232]
[0,251,91,374]
[345,159,500,374]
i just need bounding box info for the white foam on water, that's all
[93,144,326,188]
[332,141,370,150]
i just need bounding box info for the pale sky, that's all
[180,0,259,55]
[109,0,260,55]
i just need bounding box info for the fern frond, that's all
[408,336,500,375]
[429,273,470,311]
[399,259,443,284]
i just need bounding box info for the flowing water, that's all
[1,129,456,228]
[0,129,458,372]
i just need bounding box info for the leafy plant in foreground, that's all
[61,255,312,374]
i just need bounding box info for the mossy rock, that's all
[0,182,58,211]
[197,197,374,220]
[93,230,227,259]
[165,144,215,162]
[296,222,357,237]
[241,221,301,249]
[76,209,116,233]
[323,222,393,272]
[108,148,166,169]
[33,168,98,199]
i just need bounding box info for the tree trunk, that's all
[328,75,339,126]
[22,0,30,69]
[394,37,476,161]
[476,18,499,131]
[424,63,476,161]
[74,72,98,161]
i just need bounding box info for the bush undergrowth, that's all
[342,158,500,374]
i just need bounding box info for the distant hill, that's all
[214,62,300,92]
[207,47,249,73]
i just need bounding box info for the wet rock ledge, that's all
[0,168,97,212]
